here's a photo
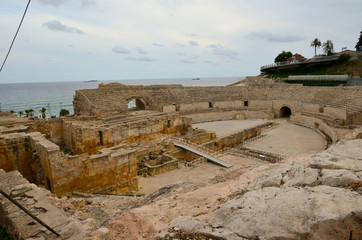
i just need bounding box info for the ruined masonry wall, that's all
[0,133,33,182]
[62,115,191,155]
[74,85,249,117]
[0,132,139,196]
[74,82,362,125]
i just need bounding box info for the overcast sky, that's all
[0,0,361,83]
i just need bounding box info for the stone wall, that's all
[62,114,191,155]
[73,80,362,125]
[27,119,64,146]
[291,113,351,142]
[0,133,33,182]
[184,110,271,123]
[50,149,138,196]
[74,84,249,117]
[0,131,140,196]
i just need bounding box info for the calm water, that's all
[0,77,243,117]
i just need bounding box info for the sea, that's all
[0,77,243,118]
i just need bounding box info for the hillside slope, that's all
[268,59,362,79]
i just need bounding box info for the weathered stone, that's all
[208,186,362,240]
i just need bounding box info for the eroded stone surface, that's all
[157,139,362,240]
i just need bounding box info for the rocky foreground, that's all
[106,129,362,240]
[1,129,361,240]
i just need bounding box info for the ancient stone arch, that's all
[279,105,292,118]
[127,97,147,110]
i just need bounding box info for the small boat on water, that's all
[192,78,200,80]
[84,80,98,83]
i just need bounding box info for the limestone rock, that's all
[208,186,362,240]
[162,139,362,240]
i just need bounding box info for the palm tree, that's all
[310,38,321,56]
[322,40,334,56]
[25,109,30,117]
[18,111,23,117]
[29,109,34,117]
[39,107,46,119]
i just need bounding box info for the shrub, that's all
[59,109,70,117]
[338,53,351,62]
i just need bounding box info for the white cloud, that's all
[42,20,84,34]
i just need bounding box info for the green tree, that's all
[39,107,46,119]
[322,40,334,56]
[25,109,30,117]
[9,110,15,114]
[310,38,321,56]
[355,31,362,51]
[18,111,23,117]
[59,109,70,117]
[274,51,292,63]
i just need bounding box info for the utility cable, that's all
[0,0,32,73]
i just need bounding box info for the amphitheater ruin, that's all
[1,75,361,239]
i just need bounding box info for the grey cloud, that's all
[42,20,84,34]
[208,44,238,58]
[80,0,96,8]
[189,40,198,47]
[112,45,131,54]
[136,48,147,54]
[251,31,306,42]
[126,57,155,62]
[186,34,198,37]
[36,0,70,7]
[37,0,96,8]
[152,43,165,47]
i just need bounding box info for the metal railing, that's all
[261,55,339,71]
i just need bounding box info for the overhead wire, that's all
[0,0,32,73]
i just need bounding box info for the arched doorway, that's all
[279,106,292,118]
[128,98,147,110]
